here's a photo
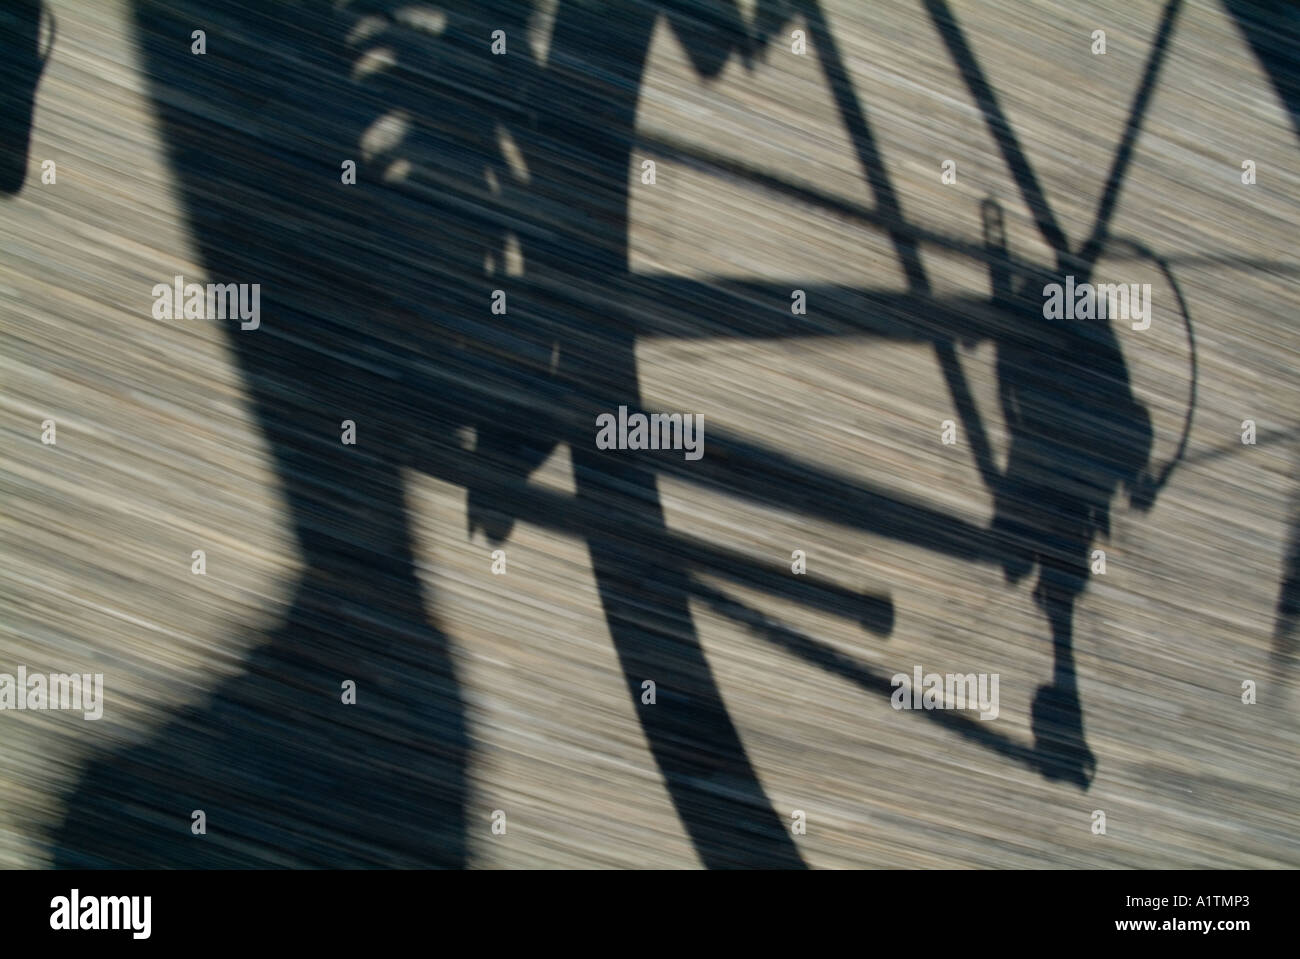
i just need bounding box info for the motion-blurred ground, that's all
[1,0,1298,867]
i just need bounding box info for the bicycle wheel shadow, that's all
[1224,0,1300,681]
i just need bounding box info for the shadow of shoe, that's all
[53,576,469,868]
[466,425,559,545]
[1031,682,1096,789]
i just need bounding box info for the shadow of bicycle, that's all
[49,0,1164,868]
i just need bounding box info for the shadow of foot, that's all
[52,576,468,868]
[1031,683,1096,788]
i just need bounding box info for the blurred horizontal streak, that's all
[634,130,1300,278]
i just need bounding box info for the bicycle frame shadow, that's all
[50,0,1165,868]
